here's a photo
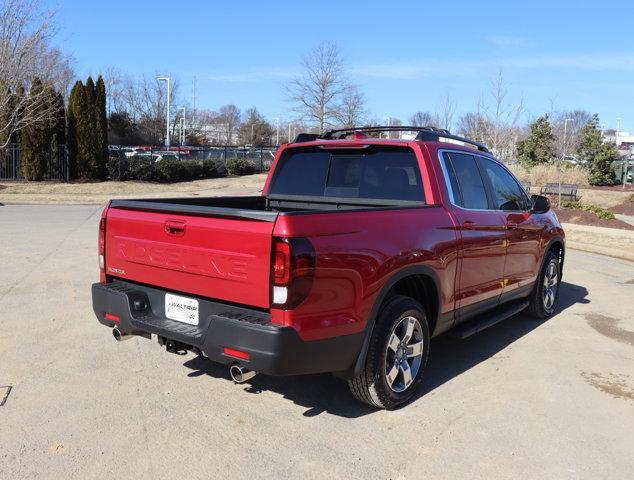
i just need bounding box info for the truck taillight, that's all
[274,241,290,284]
[98,204,110,283]
[271,238,315,309]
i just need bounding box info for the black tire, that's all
[526,250,561,319]
[348,295,430,409]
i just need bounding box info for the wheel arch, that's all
[543,236,565,277]
[349,265,441,378]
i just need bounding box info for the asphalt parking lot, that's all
[1,204,633,479]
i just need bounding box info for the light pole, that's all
[559,118,573,208]
[275,118,280,145]
[179,107,186,146]
[617,118,628,190]
[251,124,255,144]
[157,77,171,148]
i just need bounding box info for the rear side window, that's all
[442,152,489,210]
[479,158,530,211]
[268,146,425,202]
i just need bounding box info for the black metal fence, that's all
[113,145,278,173]
[0,144,69,181]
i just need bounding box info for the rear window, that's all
[268,146,425,202]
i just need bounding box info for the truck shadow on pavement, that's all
[183,281,589,418]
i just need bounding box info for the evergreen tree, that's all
[94,76,108,179]
[21,78,51,180]
[49,90,65,146]
[0,84,25,145]
[108,111,139,145]
[67,81,83,178]
[515,115,556,168]
[48,89,66,177]
[0,82,11,145]
[67,80,94,178]
[84,76,99,176]
[590,142,618,185]
[575,114,603,165]
[575,114,616,185]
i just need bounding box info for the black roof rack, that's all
[291,126,490,153]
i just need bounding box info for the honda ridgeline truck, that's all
[92,126,564,409]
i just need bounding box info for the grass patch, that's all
[562,200,615,219]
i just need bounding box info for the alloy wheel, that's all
[542,260,559,311]
[384,316,424,393]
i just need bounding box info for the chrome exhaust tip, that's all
[229,364,257,383]
[113,327,133,341]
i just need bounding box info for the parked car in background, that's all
[120,148,138,158]
[108,148,126,161]
[92,126,565,409]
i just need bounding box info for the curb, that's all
[567,241,634,262]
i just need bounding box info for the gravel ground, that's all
[1,205,633,480]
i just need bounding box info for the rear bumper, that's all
[92,280,362,376]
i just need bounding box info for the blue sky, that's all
[48,0,634,130]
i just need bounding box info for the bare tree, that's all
[386,117,403,138]
[238,107,273,146]
[457,111,493,142]
[287,42,353,133]
[217,104,241,144]
[102,66,125,115]
[120,74,180,145]
[481,70,524,159]
[335,87,366,128]
[409,111,440,128]
[551,110,593,158]
[438,92,456,131]
[0,0,74,147]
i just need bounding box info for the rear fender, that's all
[348,265,442,378]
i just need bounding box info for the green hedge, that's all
[225,157,255,175]
[107,157,226,182]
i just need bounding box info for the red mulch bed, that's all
[582,184,634,192]
[612,200,634,216]
[554,207,634,230]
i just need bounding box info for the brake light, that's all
[98,204,110,283]
[271,238,315,309]
[274,241,291,284]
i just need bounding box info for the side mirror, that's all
[531,194,550,214]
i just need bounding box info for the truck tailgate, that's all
[104,204,276,309]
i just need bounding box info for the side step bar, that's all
[451,300,530,339]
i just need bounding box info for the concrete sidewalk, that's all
[563,223,634,262]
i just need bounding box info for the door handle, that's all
[462,221,476,230]
[165,220,186,236]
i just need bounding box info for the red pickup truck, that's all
[92,126,564,409]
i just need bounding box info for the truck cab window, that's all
[479,158,529,211]
[442,152,489,210]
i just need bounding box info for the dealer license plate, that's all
[165,293,199,326]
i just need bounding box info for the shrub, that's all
[107,157,131,180]
[128,157,158,181]
[107,157,228,182]
[561,200,615,219]
[200,160,225,178]
[508,164,589,188]
[154,159,199,182]
[225,157,255,175]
